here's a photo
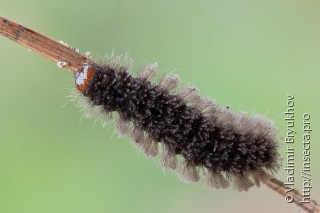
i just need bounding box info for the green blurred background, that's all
[1,1,319,212]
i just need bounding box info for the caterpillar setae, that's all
[0,15,319,213]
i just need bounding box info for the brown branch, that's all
[0,15,94,72]
[0,15,319,213]
[262,173,320,213]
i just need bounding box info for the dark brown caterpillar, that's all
[74,57,280,191]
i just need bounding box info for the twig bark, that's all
[0,15,319,213]
[0,15,93,72]
[261,173,320,213]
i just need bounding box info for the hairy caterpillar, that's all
[72,57,280,191]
